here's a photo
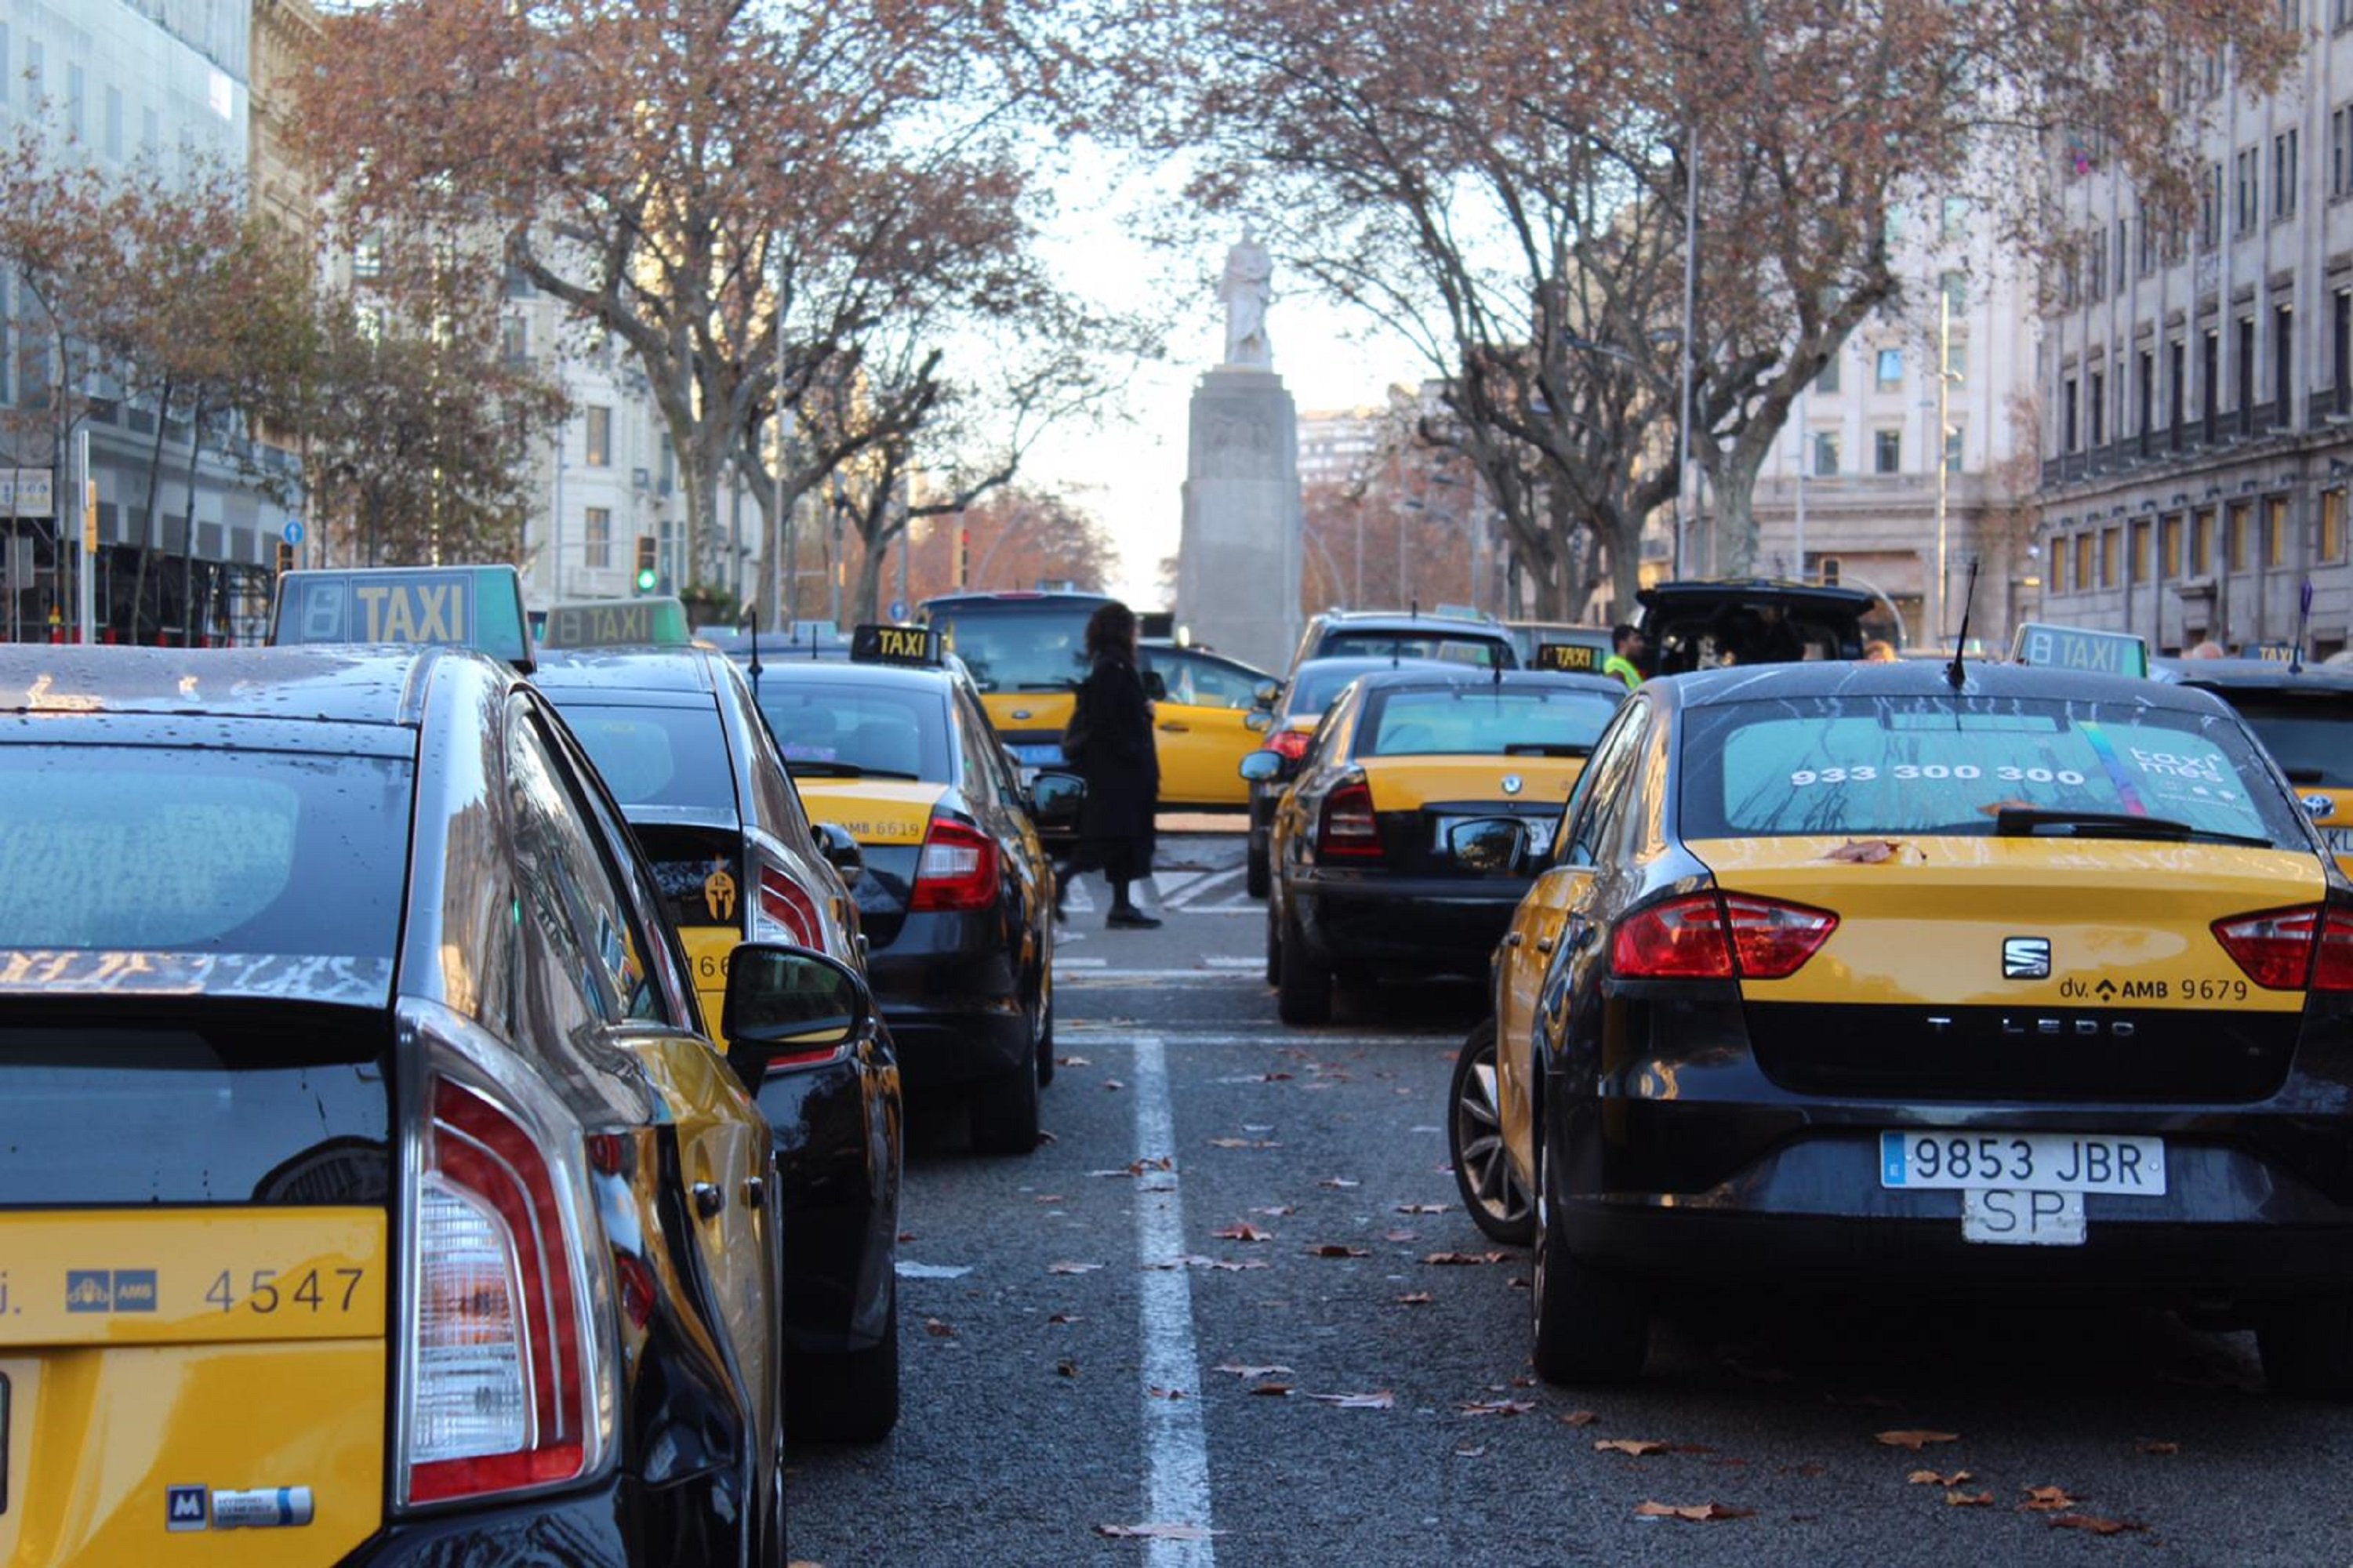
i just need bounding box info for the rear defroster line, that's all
[1131,1035,1218,1563]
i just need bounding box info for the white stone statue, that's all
[1220,238,1273,369]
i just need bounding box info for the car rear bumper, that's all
[341,1467,746,1566]
[866,911,1032,1084]
[1291,873,1523,973]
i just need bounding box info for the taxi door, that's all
[1147,649,1266,808]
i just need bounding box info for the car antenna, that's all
[746,615,763,697]
[1944,557,1981,691]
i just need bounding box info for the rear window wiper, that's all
[786,760,922,781]
[1503,742,1592,757]
[1015,681,1076,691]
[2282,766,2330,785]
[1992,807,2273,848]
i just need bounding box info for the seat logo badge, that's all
[2003,937,2052,980]
[1500,775,1523,795]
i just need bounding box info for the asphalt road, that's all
[785,829,2353,1566]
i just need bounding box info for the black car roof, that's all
[2151,656,2353,697]
[530,647,721,699]
[1636,579,1879,619]
[0,644,459,727]
[1346,668,1626,698]
[1659,657,2239,716]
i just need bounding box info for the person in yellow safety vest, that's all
[1602,623,1646,691]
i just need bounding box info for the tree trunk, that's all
[1709,453,1762,580]
[177,391,206,645]
[1606,510,1643,624]
[130,380,176,644]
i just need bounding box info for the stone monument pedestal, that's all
[1175,367,1302,673]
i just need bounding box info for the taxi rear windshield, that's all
[1362,687,1618,757]
[0,746,409,957]
[754,684,950,782]
[1679,695,2302,844]
[928,607,1091,694]
[2214,696,2353,788]
[1318,630,1510,669]
[558,702,738,813]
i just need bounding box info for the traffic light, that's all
[634,535,658,594]
[956,528,971,588]
[274,539,294,575]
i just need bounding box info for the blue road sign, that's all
[282,518,305,546]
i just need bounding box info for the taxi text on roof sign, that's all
[852,623,943,666]
[2009,622,2151,680]
[270,565,533,669]
[538,596,693,650]
[1534,641,1603,673]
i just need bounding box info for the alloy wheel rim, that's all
[1454,1050,1529,1228]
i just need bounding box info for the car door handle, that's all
[741,1177,767,1210]
[1159,721,1190,733]
[692,1181,725,1221]
[1505,931,1523,947]
[1534,935,1556,954]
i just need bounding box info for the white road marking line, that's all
[1161,865,1245,909]
[1056,969,1261,982]
[1055,956,1109,969]
[1200,956,1260,969]
[1132,1034,1216,1563]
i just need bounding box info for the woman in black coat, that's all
[1055,601,1161,929]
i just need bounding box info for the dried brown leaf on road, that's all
[1945,1490,1995,1508]
[1055,1359,1078,1377]
[1907,1469,1973,1486]
[1212,1363,1295,1379]
[1874,1430,1960,1450]
[1047,1261,1104,1275]
[1596,1439,1669,1456]
[1560,1410,1600,1427]
[2020,1486,2081,1512]
[1251,1205,1296,1218]
[2047,1515,2146,1536]
[1633,1501,1755,1523]
[1458,1399,1538,1417]
[1383,1229,1419,1243]
[923,1318,956,1338]
[1248,1383,1294,1396]
[1207,1137,1281,1149]
[1395,1291,1434,1305]
[1422,1250,1507,1265]
[1318,1176,1360,1189]
[1308,1243,1369,1258]
[1396,1203,1450,1214]
[1302,1389,1396,1409]
[1056,1056,1092,1067]
[1212,1221,1274,1242]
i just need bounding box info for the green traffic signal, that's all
[634,565,658,593]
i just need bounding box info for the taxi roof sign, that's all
[538,596,692,651]
[270,565,533,670]
[1533,641,1605,673]
[852,623,943,666]
[2009,622,2149,679]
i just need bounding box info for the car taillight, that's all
[2213,904,2353,991]
[910,815,999,912]
[755,863,821,946]
[400,1011,614,1509]
[1316,779,1382,858]
[1610,891,1837,981]
[1268,728,1311,762]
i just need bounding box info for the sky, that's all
[1015,143,1422,608]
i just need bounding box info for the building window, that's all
[2191,508,2214,573]
[2161,513,2184,576]
[2090,369,2106,445]
[1876,347,1903,390]
[585,406,612,468]
[2275,129,2300,218]
[1874,429,1901,474]
[2275,304,2294,423]
[500,314,528,366]
[2075,532,2094,591]
[2235,146,2260,234]
[1944,426,1964,473]
[2338,0,2353,27]
[2228,500,2253,570]
[2266,496,2290,566]
[584,506,612,570]
[2199,162,2223,249]
[2060,247,2078,307]
[1941,197,1970,242]
[2063,376,2079,450]
[2137,205,2159,274]
[1812,430,1840,477]
[2130,521,2152,581]
[1940,270,1968,316]
[2326,490,2348,561]
[2099,529,2119,589]
[2050,539,2068,596]
[353,235,383,282]
[1946,341,1968,385]
[2086,233,2107,302]
[1815,351,1840,394]
[2337,106,2353,197]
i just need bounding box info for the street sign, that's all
[888,598,907,621]
[283,519,305,546]
[13,468,52,519]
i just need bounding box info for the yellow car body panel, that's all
[0,1209,387,1567]
[1359,756,1587,812]
[1493,865,1594,1176]
[977,690,1075,742]
[681,923,739,1044]
[792,780,950,846]
[1687,836,2323,1011]
[1154,698,1258,808]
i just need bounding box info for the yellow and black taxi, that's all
[1279,607,1520,685]
[1255,666,1624,1025]
[1465,656,2353,1395]
[745,626,1078,1153]
[919,589,1110,774]
[528,637,904,1443]
[2152,652,2353,873]
[0,635,859,1562]
[1138,639,1280,810]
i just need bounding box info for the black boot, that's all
[1051,869,1069,925]
[1106,878,1160,929]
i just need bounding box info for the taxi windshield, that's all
[1361,686,1617,757]
[1680,695,2303,845]
[1320,630,1509,668]
[754,684,949,781]
[557,702,739,812]
[0,743,410,956]
[2214,696,2353,787]
[927,607,1092,693]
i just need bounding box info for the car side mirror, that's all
[1243,710,1273,733]
[1141,669,1168,701]
[811,821,865,879]
[1238,750,1284,783]
[1028,768,1086,829]
[1447,817,1530,874]
[1252,679,1281,707]
[721,942,873,1058]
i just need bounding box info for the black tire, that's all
[787,1281,901,1442]
[1264,898,1283,987]
[1449,1020,1534,1245]
[1246,835,1270,899]
[1035,979,1056,1087]
[2259,1297,2353,1397]
[1275,906,1331,1025]
[970,1056,1041,1155]
[1529,1124,1649,1385]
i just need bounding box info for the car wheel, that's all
[1264,898,1283,987]
[1246,834,1270,899]
[1529,1120,1648,1385]
[1035,979,1056,1087]
[970,1057,1041,1155]
[2258,1297,2353,1397]
[1449,1020,1534,1245]
[786,1280,901,1443]
[1275,906,1331,1025]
